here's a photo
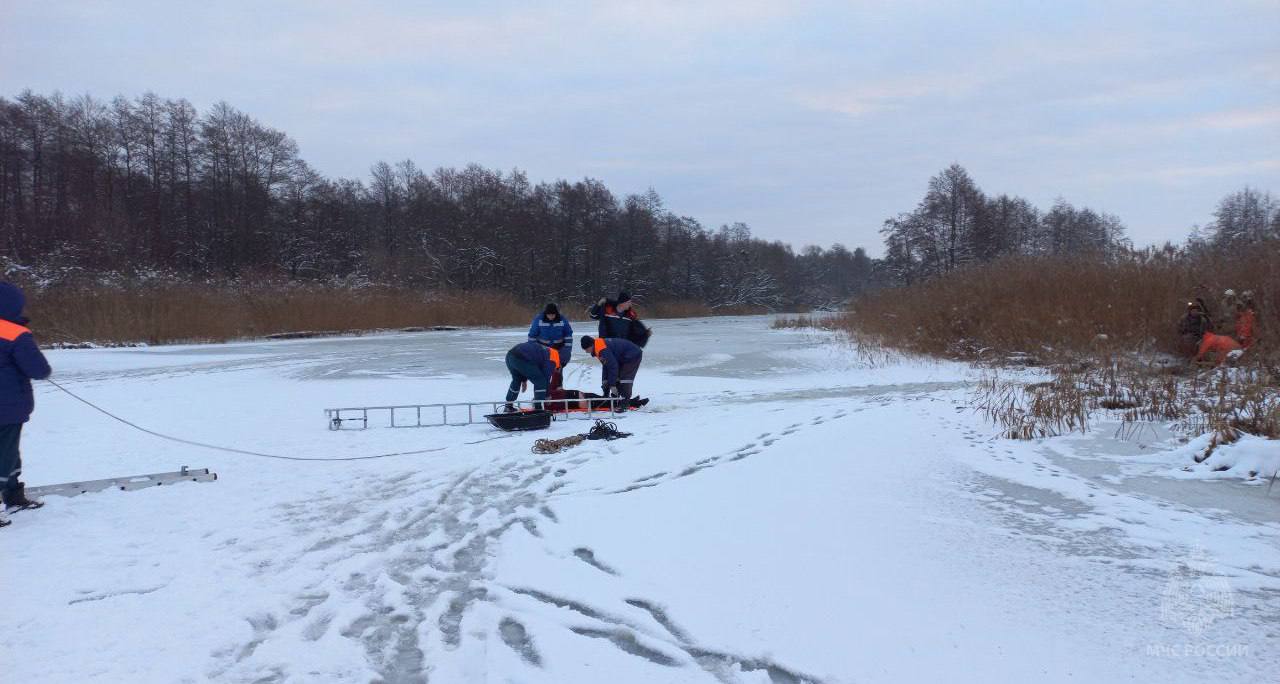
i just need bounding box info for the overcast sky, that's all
[2,0,1277,254]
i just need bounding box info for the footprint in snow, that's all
[573,547,620,576]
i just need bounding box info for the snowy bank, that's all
[1166,433,1280,484]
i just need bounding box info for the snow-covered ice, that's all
[4,316,1278,683]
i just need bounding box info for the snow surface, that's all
[4,316,1278,683]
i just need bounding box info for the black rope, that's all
[46,379,447,462]
[586,419,632,441]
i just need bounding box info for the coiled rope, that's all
[532,419,632,454]
[532,434,587,455]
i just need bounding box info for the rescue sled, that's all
[484,409,554,431]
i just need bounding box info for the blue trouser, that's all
[506,351,550,404]
[0,423,22,500]
[610,356,642,399]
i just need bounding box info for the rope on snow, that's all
[47,379,449,462]
[532,420,632,454]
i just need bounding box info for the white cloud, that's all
[796,73,986,116]
[1026,105,1280,150]
[1089,159,1280,184]
[1192,107,1280,130]
[1,0,1277,253]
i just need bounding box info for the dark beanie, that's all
[616,291,631,305]
[580,336,594,351]
[544,302,559,317]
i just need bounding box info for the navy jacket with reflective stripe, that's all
[596,338,642,387]
[0,284,52,425]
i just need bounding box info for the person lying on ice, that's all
[1194,332,1242,367]
[527,302,572,366]
[546,370,649,411]
[0,282,52,525]
[504,340,561,412]
[579,335,643,400]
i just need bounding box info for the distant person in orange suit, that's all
[1233,295,1257,349]
[1194,332,1242,366]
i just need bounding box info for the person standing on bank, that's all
[579,335,643,400]
[0,282,52,526]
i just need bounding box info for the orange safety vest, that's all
[549,346,561,369]
[592,338,607,357]
[0,318,31,342]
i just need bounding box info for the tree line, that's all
[0,91,872,309]
[1187,186,1280,254]
[3,91,1272,309]
[878,164,1131,285]
[878,164,1279,286]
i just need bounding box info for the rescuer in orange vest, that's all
[0,282,52,523]
[1233,295,1257,349]
[503,341,561,411]
[580,335,644,399]
[588,291,651,348]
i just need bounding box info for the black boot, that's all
[3,483,43,511]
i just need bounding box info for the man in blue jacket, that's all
[504,340,561,411]
[579,335,643,399]
[0,282,52,522]
[588,291,651,348]
[527,302,572,367]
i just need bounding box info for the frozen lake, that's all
[4,316,1277,683]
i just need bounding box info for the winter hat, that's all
[616,291,632,305]
[0,282,26,323]
[580,336,594,351]
[544,302,560,317]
